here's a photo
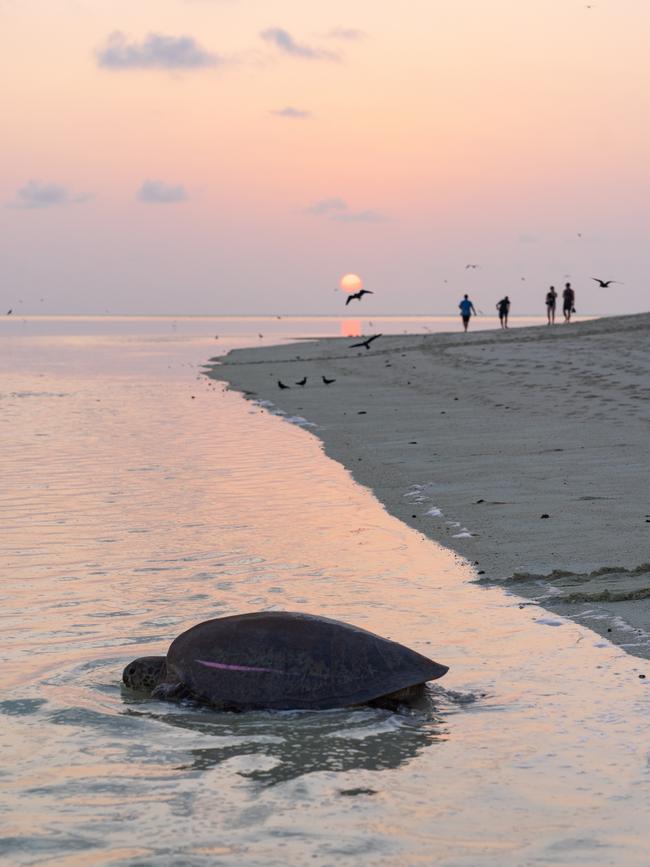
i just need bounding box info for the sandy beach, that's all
[207,312,650,659]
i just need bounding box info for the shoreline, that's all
[206,312,650,659]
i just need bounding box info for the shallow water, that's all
[1,316,648,866]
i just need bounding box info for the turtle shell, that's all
[164,611,448,710]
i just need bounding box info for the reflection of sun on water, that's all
[341,319,362,338]
[340,273,363,294]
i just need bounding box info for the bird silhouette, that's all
[592,278,620,288]
[345,290,373,306]
[349,333,382,350]
[465,264,480,269]
[6,309,12,315]
[295,377,307,386]
[322,376,336,385]
[277,380,290,389]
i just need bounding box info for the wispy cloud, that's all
[304,198,388,223]
[325,27,366,41]
[304,198,348,215]
[96,31,220,70]
[7,180,91,209]
[271,106,311,119]
[137,180,188,204]
[333,209,387,223]
[260,28,338,61]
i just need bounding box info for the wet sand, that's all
[206,313,650,658]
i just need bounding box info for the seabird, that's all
[592,278,620,288]
[345,290,374,306]
[349,334,382,350]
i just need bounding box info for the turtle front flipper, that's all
[151,681,191,702]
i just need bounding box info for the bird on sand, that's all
[345,290,373,306]
[592,277,621,288]
[295,377,307,386]
[278,380,291,389]
[322,376,336,385]
[349,334,382,350]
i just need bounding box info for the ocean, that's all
[1,315,648,866]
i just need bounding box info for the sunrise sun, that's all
[339,273,363,294]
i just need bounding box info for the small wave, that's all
[284,416,317,427]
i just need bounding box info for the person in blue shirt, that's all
[459,294,477,332]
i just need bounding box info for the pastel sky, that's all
[2,0,649,314]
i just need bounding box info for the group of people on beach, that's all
[459,282,576,332]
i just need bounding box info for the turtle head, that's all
[122,656,167,693]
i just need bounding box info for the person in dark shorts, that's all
[562,282,575,322]
[496,296,510,329]
[545,286,557,324]
[459,294,477,332]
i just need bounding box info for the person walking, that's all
[545,286,557,324]
[562,282,575,323]
[459,294,477,332]
[496,296,510,329]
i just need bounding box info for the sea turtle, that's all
[122,611,448,710]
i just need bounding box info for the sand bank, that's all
[206,313,650,658]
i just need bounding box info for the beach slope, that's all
[206,313,650,657]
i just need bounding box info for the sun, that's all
[340,273,363,294]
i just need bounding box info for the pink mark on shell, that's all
[197,659,283,674]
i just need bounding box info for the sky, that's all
[2,0,649,315]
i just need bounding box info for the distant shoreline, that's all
[206,312,650,659]
[1,312,604,321]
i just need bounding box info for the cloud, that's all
[137,180,188,204]
[333,209,388,223]
[325,27,366,41]
[304,198,388,222]
[96,31,220,70]
[7,180,91,209]
[260,28,338,61]
[304,198,348,215]
[271,106,311,119]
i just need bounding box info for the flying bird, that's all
[322,376,336,385]
[6,309,12,315]
[465,264,480,270]
[349,333,382,350]
[295,377,307,386]
[345,289,373,305]
[592,278,621,288]
[277,380,291,389]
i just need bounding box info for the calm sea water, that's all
[1,316,648,866]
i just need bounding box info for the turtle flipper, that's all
[151,681,190,702]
